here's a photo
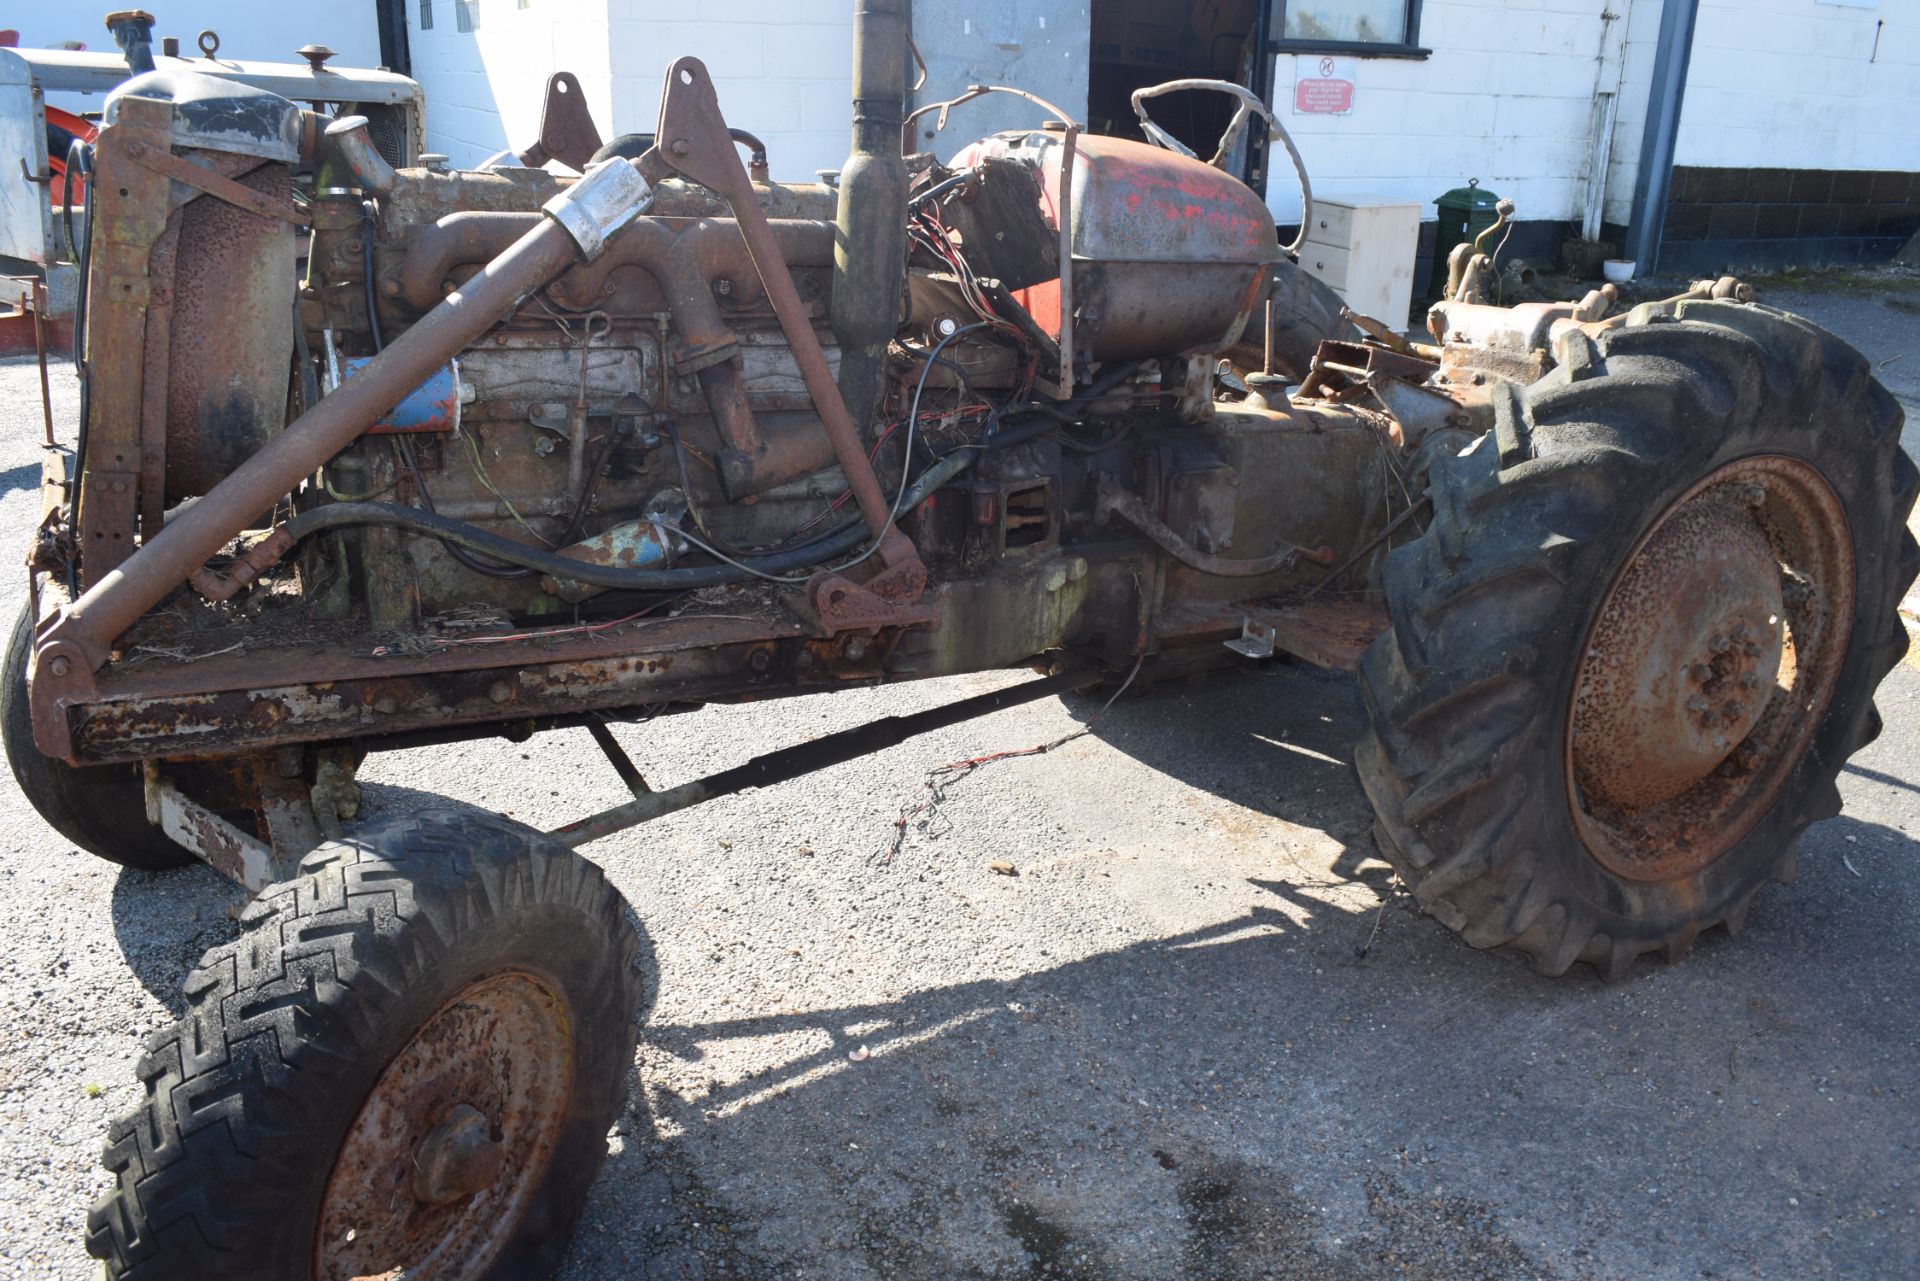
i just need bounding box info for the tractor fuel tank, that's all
[949,131,1282,362]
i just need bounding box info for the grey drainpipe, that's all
[1625,0,1701,273]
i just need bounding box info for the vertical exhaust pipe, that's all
[831,0,909,437]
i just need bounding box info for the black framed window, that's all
[1271,0,1429,59]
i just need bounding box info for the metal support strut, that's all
[550,663,1095,847]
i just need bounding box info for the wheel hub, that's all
[413,1104,507,1206]
[1573,498,1786,809]
[1567,455,1854,882]
[315,971,573,1280]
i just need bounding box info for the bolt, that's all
[714,278,734,297]
[1686,694,1710,714]
[844,636,870,661]
[381,279,400,296]
[749,649,771,672]
[488,680,512,704]
[373,694,399,715]
[670,138,690,156]
[795,649,816,671]
[48,655,70,677]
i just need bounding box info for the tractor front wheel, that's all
[84,810,644,1279]
[1,603,189,870]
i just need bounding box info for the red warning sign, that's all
[1293,55,1356,115]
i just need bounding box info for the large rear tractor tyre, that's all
[84,810,644,1280]
[1358,300,1918,979]
[0,603,189,870]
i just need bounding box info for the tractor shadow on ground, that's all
[563,661,1920,1279]
[567,807,1920,1281]
[0,461,42,495]
[1071,657,1392,895]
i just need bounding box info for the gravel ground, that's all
[1,288,1917,1280]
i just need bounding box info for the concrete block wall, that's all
[1264,0,1659,230]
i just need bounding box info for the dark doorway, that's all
[1086,0,1271,194]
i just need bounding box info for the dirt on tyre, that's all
[1358,299,1918,979]
[84,809,645,1279]
[0,602,190,870]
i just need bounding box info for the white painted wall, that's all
[5,2,380,71]
[602,0,853,183]
[1263,0,1662,230]
[406,0,614,168]
[401,0,1917,226]
[1677,0,1917,172]
[1600,0,1667,228]
[406,0,853,179]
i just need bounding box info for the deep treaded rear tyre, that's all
[1357,299,1918,979]
[1,603,189,870]
[84,809,644,1280]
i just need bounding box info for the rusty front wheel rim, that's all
[314,970,574,1280]
[1567,454,1855,882]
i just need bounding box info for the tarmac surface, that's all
[0,284,1915,1280]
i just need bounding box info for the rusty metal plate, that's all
[1567,455,1855,882]
[315,971,572,1279]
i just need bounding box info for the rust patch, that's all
[1567,455,1855,881]
[315,971,572,1279]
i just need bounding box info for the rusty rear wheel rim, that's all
[315,970,574,1280]
[1567,454,1855,882]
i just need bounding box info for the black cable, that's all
[274,448,978,590]
[908,169,974,208]
[981,360,1144,451]
[391,433,536,579]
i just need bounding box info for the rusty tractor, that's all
[9,3,1916,1276]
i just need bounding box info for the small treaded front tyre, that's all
[84,809,645,1280]
[0,602,189,870]
[1357,299,1918,980]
